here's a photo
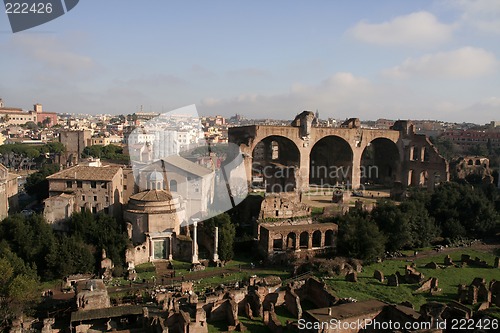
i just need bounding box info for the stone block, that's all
[387,274,399,287]
[345,272,357,282]
[373,270,384,282]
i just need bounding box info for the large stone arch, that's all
[360,137,401,187]
[252,135,301,192]
[309,135,353,187]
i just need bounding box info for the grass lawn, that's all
[325,248,500,310]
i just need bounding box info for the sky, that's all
[1,0,500,123]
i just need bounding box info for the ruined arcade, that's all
[228,111,449,192]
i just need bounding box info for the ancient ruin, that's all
[228,113,449,192]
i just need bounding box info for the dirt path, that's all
[390,241,499,261]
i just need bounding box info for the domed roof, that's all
[148,171,164,181]
[130,190,173,202]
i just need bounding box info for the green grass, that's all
[194,268,291,292]
[274,306,296,326]
[208,317,269,333]
[311,207,324,216]
[325,248,499,310]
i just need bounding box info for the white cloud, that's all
[448,0,500,34]
[348,11,455,47]
[383,47,498,79]
[198,72,408,121]
[440,96,500,122]
[10,34,94,73]
[226,67,270,79]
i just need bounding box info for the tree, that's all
[336,210,386,262]
[25,164,60,201]
[0,214,57,279]
[0,249,40,330]
[430,136,455,161]
[67,212,129,268]
[42,117,52,127]
[371,201,412,251]
[399,200,439,248]
[427,182,498,239]
[24,121,38,130]
[44,236,95,279]
[204,213,236,261]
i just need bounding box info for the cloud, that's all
[9,34,94,73]
[348,11,455,47]
[438,96,500,123]
[198,72,401,120]
[448,0,500,34]
[226,68,271,79]
[123,74,187,87]
[190,64,217,79]
[383,47,498,79]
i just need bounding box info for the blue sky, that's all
[1,0,500,123]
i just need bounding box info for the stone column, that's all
[148,236,153,261]
[168,237,173,261]
[308,233,313,249]
[213,227,219,261]
[298,145,311,192]
[191,221,199,264]
[351,148,363,190]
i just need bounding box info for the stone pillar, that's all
[351,148,362,190]
[294,233,299,251]
[299,146,311,192]
[148,236,153,261]
[191,222,199,264]
[320,231,325,248]
[308,233,313,249]
[168,237,173,261]
[213,227,219,261]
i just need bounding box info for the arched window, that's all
[170,180,177,192]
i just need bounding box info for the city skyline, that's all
[1,0,500,123]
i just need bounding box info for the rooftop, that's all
[130,189,174,202]
[47,165,122,181]
[140,155,213,177]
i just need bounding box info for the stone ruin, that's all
[18,270,500,333]
[414,277,440,295]
[100,249,114,280]
[458,277,500,309]
[292,257,363,277]
[452,156,494,184]
[258,192,311,220]
[460,254,492,268]
[373,269,384,282]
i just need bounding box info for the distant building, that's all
[375,118,395,129]
[0,163,19,219]
[45,165,124,226]
[33,103,58,127]
[442,130,500,150]
[59,129,92,166]
[0,98,37,126]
